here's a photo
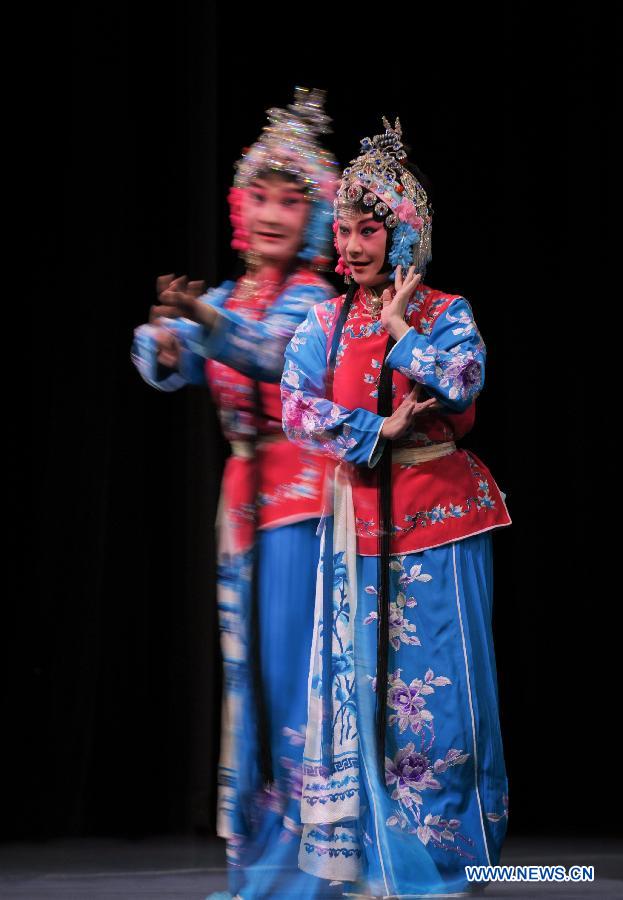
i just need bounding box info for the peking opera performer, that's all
[132,88,348,899]
[280,117,512,897]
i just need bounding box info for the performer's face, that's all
[336,210,389,287]
[245,175,309,264]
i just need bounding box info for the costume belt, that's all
[391,439,456,466]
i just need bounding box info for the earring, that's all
[335,255,352,284]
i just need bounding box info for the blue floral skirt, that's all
[216,518,344,899]
[300,532,509,898]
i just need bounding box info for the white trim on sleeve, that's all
[367,418,387,468]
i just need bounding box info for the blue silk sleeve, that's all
[130,282,233,391]
[384,296,486,413]
[281,305,386,468]
[186,281,331,383]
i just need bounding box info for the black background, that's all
[7,2,614,842]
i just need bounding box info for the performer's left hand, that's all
[381,264,421,340]
[151,275,217,328]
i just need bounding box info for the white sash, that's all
[298,441,456,881]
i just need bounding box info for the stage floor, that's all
[0,835,620,898]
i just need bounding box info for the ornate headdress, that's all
[228,87,338,268]
[333,116,433,278]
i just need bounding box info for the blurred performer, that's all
[132,88,344,899]
[281,118,512,896]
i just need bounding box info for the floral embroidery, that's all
[409,289,447,336]
[387,668,452,739]
[301,543,361,812]
[336,311,384,368]
[363,356,383,399]
[396,345,483,405]
[258,465,322,507]
[313,550,357,746]
[364,555,474,857]
[356,452,497,542]
[356,491,495,541]
[286,305,324,356]
[282,383,359,460]
[334,287,427,373]
[298,492,367,850]
[314,298,338,335]
[283,310,370,462]
[386,294,486,407]
[395,484,489,530]
[363,356,398,400]
[363,558,431,651]
[385,743,441,801]
[384,742,474,858]
[446,306,477,338]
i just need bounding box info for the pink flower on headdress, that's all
[395,200,423,231]
[228,186,250,251]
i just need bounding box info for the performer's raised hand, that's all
[380,384,439,439]
[381,264,422,339]
[150,274,183,322]
[150,274,211,325]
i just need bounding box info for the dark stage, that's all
[7,2,617,899]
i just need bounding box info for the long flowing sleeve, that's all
[384,296,486,413]
[130,281,234,392]
[281,304,386,468]
[186,281,331,383]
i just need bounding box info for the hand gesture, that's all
[154,328,181,370]
[380,265,422,338]
[380,384,439,440]
[149,273,208,324]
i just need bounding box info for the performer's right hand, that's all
[380,385,438,440]
[154,328,181,369]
